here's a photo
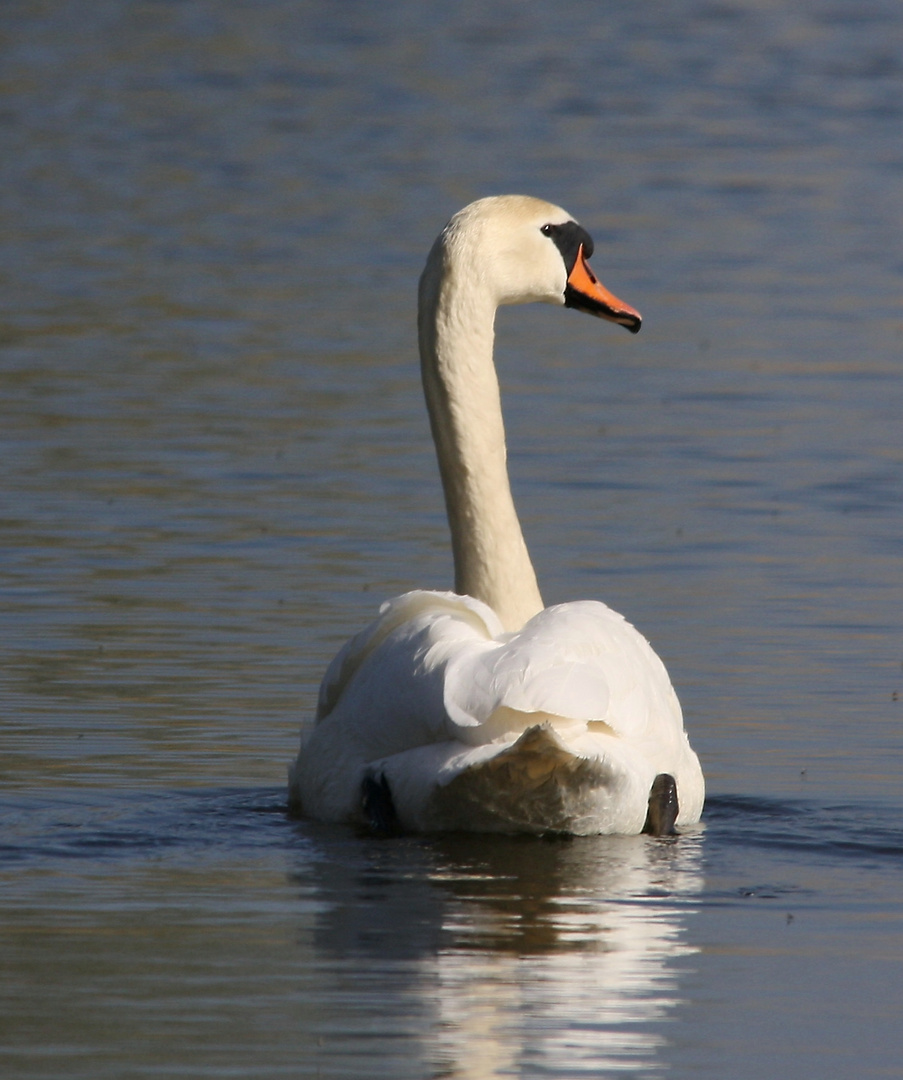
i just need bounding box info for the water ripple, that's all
[705,794,903,864]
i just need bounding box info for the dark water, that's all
[2,1,903,1077]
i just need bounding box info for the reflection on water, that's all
[300,828,703,1077]
[3,789,903,1078]
[0,786,704,1078]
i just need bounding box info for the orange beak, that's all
[565,245,642,333]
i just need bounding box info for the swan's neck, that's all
[419,257,544,632]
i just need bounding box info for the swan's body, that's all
[290,195,704,835]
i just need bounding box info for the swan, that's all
[289,195,704,836]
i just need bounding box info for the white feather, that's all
[289,196,704,834]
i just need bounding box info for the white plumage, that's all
[290,196,704,835]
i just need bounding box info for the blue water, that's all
[2,0,903,1076]
[3,788,903,1078]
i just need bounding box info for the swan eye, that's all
[539,221,595,271]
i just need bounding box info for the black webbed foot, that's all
[642,773,679,836]
[361,773,402,836]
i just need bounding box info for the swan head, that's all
[429,195,641,333]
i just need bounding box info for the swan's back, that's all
[290,591,703,834]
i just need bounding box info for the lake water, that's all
[2,1,903,1076]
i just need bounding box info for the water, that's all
[2,0,903,1076]
[3,791,903,1078]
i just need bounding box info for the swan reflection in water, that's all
[295,827,704,1077]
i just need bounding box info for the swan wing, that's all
[316,588,504,722]
[443,600,682,748]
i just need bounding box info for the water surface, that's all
[2,1,903,1077]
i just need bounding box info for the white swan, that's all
[289,195,704,835]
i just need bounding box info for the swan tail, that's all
[374,723,651,836]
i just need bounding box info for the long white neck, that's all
[418,239,545,632]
